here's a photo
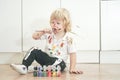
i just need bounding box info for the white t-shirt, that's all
[40,32,77,62]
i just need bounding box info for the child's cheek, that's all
[57,26,63,29]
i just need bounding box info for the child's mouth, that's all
[52,28,61,34]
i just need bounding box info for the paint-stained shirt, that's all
[40,32,77,62]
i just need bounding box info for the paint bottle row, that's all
[33,65,61,77]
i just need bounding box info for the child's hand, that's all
[32,32,41,40]
[69,68,83,74]
[33,28,52,40]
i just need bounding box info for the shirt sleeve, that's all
[67,36,77,54]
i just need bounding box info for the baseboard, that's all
[0,51,99,64]
[67,51,99,63]
[1,51,120,64]
[100,51,120,64]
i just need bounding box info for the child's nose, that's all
[53,23,57,28]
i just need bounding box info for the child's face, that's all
[50,19,65,34]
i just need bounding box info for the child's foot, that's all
[10,64,27,75]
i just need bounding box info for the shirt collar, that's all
[52,32,69,41]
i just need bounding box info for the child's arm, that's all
[32,28,52,40]
[32,31,44,40]
[69,53,83,74]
